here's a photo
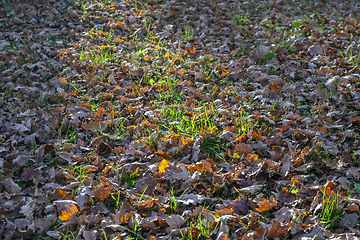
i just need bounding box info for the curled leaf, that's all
[59,204,78,221]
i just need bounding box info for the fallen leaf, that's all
[256,197,277,213]
[159,159,170,173]
[59,204,78,221]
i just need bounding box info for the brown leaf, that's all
[35,144,55,163]
[155,150,172,160]
[81,119,107,131]
[94,107,105,118]
[256,197,277,213]
[13,155,33,167]
[1,178,22,194]
[92,184,111,201]
[268,221,289,237]
[21,167,45,182]
[308,44,323,55]
[235,143,252,155]
[166,214,185,234]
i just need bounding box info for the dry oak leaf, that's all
[159,159,170,173]
[235,143,252,155]
[256,197,277,213]
[59,204,78,221]
[94,107,105,118]
[155,150,172,160]
[268,221,290,237]
[347,203,359,212]
[81,119,107,131]
[246,153,260,164]
[92,184,111,201]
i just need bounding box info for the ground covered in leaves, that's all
[1,0,360,239]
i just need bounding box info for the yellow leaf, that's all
[159,159,170,173]
[164,52,170,58]
[59,204,78,221]
[233,152,240,159]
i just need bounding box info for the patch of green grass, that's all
[201,135,226,160]
[42,154,58,168]
[115,167,141,187]
[318,182,352,231]
[232,13,248,26]
[181,213,221,239]
[257,50,276,65]
[339,48,360,66]
[183,21,194,40]
[164,187,188,214]
[158,103,219,139]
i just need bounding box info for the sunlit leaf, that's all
[155,150,172,160]
[59,204,78,221]
[92,184,111,201]
[256,197,277,213]
[159,159,170,173]
[94,107,105,118]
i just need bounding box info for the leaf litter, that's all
[1,0,360,239]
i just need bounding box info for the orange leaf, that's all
[318,126,327,133]
[221,72,230,78]
[180,137,193,149]
[120,96,130,104]
[256,197,277,213]
[186,47,196,54]
[114,146,123,155]
[246,153,259,163]
[347,204,359,212]
[81,119,107,131]
[59,204,78,221]
[314,105,326,111]
[71,91,79,97]
[235,143,252,155]
[92,184,111,201]
[252,127,262,139]
[155,150,172,160]
[54,189,66,199]
[178,68,187,75]
[189,159,215,173]
[217,207,233,215]
[57,78,67,85]
[159,159,170,173]
[268,221,289,237]
[95,107,105,118]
